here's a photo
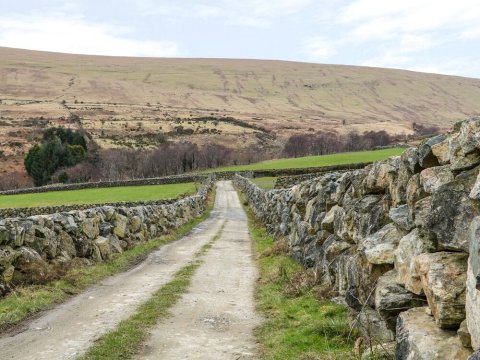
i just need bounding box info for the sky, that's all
[1,0,479,78]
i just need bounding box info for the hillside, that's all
[1,46,480,176]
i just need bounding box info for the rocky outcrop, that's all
[0,176,214,296]
[235,117,480,359]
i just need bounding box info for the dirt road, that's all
[0,181,260,360]
[136,181,261,360]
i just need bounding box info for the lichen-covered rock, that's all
[341,195,387,244]
[321,205,336,232]
[431,137,451,165]
[361,342,396,360]
[469,350,480,360]
[113,213,128,238]
[389,205,414,231]
[94,236,112,260]
[80,217,99,240]
[418,134,447,168]
[396,307,472,360]
[375,270,425,331]
[424,166,479,252]
[467,217,480,350]
[416,252,468,329]
[406,174,427,207]
[401,147,421,173]
[346,252,391,309]
[0,246,16,270]
[351,307,394,343]
[459,117,480,155]
[458,319,472,348]
[56,229,76,258]
[364,161,390,194]
[317,234,351,290]
[420,165,454,193]
[394,229,436,295]
[359,223,405,264]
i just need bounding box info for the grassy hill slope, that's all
[1,47,479,176]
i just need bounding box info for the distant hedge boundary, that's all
[0,174,207,196]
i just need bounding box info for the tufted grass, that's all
[0,191,215,332]
[202,148,404,173]
[239,191,354,359]
[252,177,277,190]
[79,221,226,360]
[0,182,197,208]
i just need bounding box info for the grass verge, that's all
[79,220,226,360]
[0,182,198,208]
[0,191,215,332]
[238,191,354,360]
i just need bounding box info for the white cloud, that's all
[317,0,480,76]
[340,0,480,42]
[132,0,314,27]
[304,37,336,61]
[0,15,180,57]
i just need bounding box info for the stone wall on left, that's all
[0,176,214,296]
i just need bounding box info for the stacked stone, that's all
[234,117,480,360]
[0,176,214,297]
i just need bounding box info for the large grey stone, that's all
[375,270,425,331]
[359,223,405,264]
[416,252,468,329]
[424,167,479,252]
[389,205,414,231]
[467,217,480,350]
[394,229,436,295]
[418,134,447,168]
[351,307,394,344]
[396,307,472,360]
[420,165,454,193]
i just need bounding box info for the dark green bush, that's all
[24,127,88,186]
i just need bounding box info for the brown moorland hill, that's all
[1,46,480,176]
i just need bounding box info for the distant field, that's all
[252,177,277,191]
[0,183,197,208]
[208,148,405,172]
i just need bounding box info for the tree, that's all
[24,127,88,186]
[58,171,69,183]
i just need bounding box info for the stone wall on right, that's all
[235,117,480,360]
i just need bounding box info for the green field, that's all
[0,183,197,208]
[205,148,405,173]
[252,177,277,191]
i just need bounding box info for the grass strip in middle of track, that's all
[79,220,227,360]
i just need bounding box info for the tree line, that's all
[47,141,265,183]
[0,121,440,190]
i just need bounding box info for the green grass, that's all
[239,192,354,360]
[0,182,197,208]
[79,221,226,360]
[203,148,404,173]
[0,192,215,331]
[252,177,277,191]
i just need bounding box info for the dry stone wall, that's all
[0,176,214,297]
[0,198,178,218]
[0,174,207,195]
[234,117,480,360]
